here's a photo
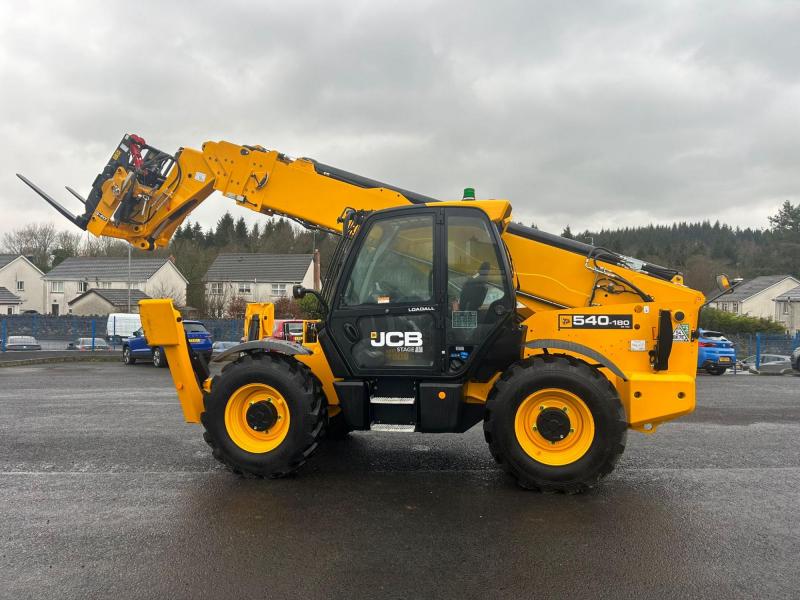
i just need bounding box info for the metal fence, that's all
[726,332,800,360]
[0,314,245,351]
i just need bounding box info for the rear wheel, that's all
[122,346,135,365]
[152,347,167,368]
[705,365,726,376]
[484,356,627,493]
[201,353,324,477]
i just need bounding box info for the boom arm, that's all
[18,133,701,315]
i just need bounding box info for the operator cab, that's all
[318,204,522,432]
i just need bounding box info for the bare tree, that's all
[82,236,130,257]
[148,282,186,308]
[2,223,57,270]
[205,283,233,318]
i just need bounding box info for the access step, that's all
[370,423,416,433]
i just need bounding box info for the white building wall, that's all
[1,303,20,315]
[0,257,45,313]
[142,262,187,305]
[69,295,117,316]
[204,265,314,315]
[711,278,800,321]
[739,279,800,320]
[44,261,188,314]
[774,300,800,334]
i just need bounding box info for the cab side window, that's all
[446,214,509,356]
[342,214,434,306]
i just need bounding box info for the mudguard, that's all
[212,339,312,363]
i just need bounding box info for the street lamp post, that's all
[127,244,131,312]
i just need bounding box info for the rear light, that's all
[698,341,714,347]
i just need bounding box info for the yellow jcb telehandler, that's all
[20,133,720,492]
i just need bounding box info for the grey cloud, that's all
[0,0,798,238]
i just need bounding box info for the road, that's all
[1,364,798,599]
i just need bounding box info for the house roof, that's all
[203,253,313,282]
[0,287,22,304]
[718,275,799,302]
[0,255,18,269]
[774,285,800,302]
[45,257,176,281]
[68,288,150,307]
[0,254,44,275]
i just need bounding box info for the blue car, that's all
[122,320,213,368]
[697,329,736,375]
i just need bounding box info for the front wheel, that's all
[152,347,167,368]
[201,353,324,477]
[122,346,135,365]
[484,356,627,493]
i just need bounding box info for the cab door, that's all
[327,209,444,376]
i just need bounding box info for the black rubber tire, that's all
[484,355,627,493]
[705,365,726,376]
[201,353,324,478]
[325,411,352,440]
[152,347,167,368]
[122,346,135,365]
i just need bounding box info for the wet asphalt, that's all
[0,364,798,600]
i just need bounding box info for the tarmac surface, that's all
[1,363,798,599]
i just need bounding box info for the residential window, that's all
[100,282,113,289]
[78,281,88,293]
[238,282,252,294]
[210,282,224,295]
[783,302,789,315]
[271,283,286,298]
[16,281,24,292]
[731,302,738,313]
[50,281,64,293]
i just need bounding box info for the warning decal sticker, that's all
[672,323,690,342]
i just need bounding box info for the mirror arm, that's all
[293,285,330,316]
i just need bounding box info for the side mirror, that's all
[702,274,745,309]
[292,285,330,317]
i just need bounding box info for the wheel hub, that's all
[246,400,279,432]
[536,407,572,442]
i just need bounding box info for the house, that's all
[43,257,188,316]
[203,252,319,315]
[0,287,22,315]
[773,286,800,334]
[709,275,800,321]
[68,288,151,316]
[0,254,46,313]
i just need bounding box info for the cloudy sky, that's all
[1,0,798,240]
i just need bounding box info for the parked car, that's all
[212,341,240,357]
[791,346,800,371]
[273,319,304,343]
[697,329,736,375]
[66,337,112,351]
[123,320,213,367]
[739,354,792,374]
[21,309,39,315]
[4,335,41,351]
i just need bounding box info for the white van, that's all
[107,313,142,343]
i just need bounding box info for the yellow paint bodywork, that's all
[139,299,205,423]
[243,302,275,341]
[86,137,706,435]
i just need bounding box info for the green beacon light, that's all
[462,187,476,201]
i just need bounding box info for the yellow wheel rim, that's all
[224,383,291,454]
[514,388,595,466]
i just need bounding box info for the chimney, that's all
[313,249,321,291]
